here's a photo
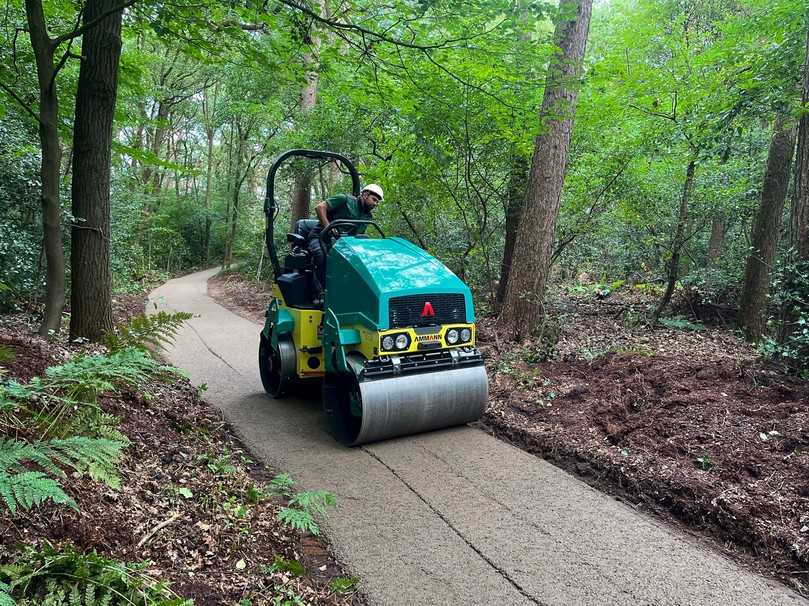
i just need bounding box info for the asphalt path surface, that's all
[150,268,807,606]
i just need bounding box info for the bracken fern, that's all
[0,545,191,605]
[0,436,125,515]
[104,312,192,354]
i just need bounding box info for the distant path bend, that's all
[150,268,806,606]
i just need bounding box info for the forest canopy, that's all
[1,0,808,368]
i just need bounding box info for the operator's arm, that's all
[315,201,329,228]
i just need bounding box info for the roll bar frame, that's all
[264,149,361,279]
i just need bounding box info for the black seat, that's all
[287,232,306,247]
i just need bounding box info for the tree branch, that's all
[0,80,43,125]
[278,0,501,51]
[50,0,137,49]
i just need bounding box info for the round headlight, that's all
[382,335,395,351]
[395,334,409,350]
[446,329,459,344]
[460,328,471,342]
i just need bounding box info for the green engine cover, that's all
[324,236,474,331]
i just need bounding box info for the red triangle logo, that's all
[421,302,435,318]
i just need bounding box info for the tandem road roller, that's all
[259,149,488,445]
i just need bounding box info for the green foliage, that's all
[0,545,191,605]
[694,455,713,471]
[268,555,305,578]
[658,316,705,332]
[0,436,124,515]
[761,256,809,377]
[329,576,360,595]
[104,312,193,354]
[0,346,14,364]
[266,473,336,536]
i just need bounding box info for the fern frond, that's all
[0,437,64,476]
[0,436,124,515]
[0,470,77,515]
[45,438,125,490]
[104,312,193,354]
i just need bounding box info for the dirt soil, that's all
[479,294,809,596]
[208,273,272,325]
[0,303,361,605]
[210,274,809,596]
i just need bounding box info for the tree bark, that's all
[223,124,248,269]
[737,118,796,341]
[778,20,809,348]
[706,215,725,265]
[792,21,809,260]
[202,83,218,264]
[289,2,323,230]
[496,153,529,307]
[69,0,124,341]
[26,0,65,336]
[497,0,594,338]
[652,159,696,324]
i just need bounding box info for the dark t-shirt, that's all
[326,193,372,233]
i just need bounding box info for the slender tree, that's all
[24,0,65,336]
[497,0,594,338]
[737,117,796,341]
[289,0,325,230]
[69,0,125,340]
[792,19,809,260]
[652,157,697,324]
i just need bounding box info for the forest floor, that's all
[210,272,809,596]
[0,292,361,605]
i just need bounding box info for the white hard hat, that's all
[362,183,384,200]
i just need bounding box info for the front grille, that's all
[388,293,466,328]
[362,348,483,381]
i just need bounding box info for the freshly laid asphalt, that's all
[150,268,806,606]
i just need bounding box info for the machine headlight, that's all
[395,334,410,350]
[382,335,395,351]
[446,328,459,344]
[460,328,472,342]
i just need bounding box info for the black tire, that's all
[322,372,363,446]
[259,334,294,397]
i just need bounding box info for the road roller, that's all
[259,149,488,445]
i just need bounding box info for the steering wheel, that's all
[318,219,385,249]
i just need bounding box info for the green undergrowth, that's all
[0,312,345,605]
[0,314,194,605]
[0,545,190,606]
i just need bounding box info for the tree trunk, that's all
[778,21,809,348]
[69,0,124,341]
[737,118,796,341]
[26,0,65,336]
[201,83,218,264]
[223,125,247,269]
[706,215,725,265]
[289,5,323,230]
[497,153,529,307]
[652,159,696,323]
[792,22,809,260]
[497,0,594,338]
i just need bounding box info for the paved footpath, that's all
[150,268,807,606]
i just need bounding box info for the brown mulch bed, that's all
[0,319,361,604]
[479,306,809,596]
[208,273,272,324]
